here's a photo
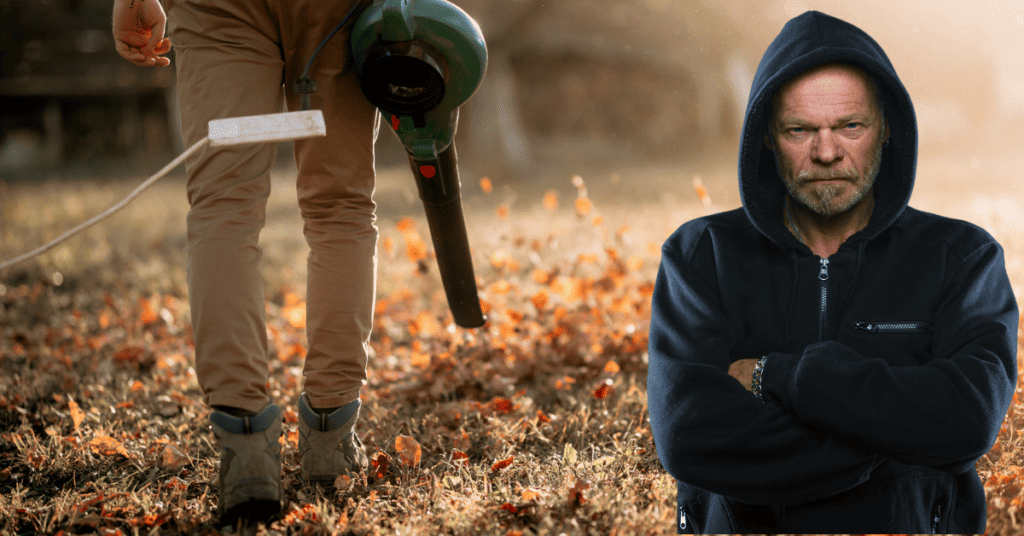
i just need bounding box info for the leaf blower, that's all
[355,0,488,328]
[297,0,487,328]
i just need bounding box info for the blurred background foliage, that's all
[0,0,1019,181]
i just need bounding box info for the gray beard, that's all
[778,141,884,218]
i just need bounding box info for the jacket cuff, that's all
[760,352,801,411]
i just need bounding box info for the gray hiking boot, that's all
[209,403,283,525]
[298,393,368,486]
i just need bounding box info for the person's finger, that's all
[115,41,145,62]
[117,45,157,67]
[153,37,171,55]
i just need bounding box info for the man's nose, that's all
[811,129,841,164]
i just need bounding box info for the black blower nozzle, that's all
[409,143,486,328]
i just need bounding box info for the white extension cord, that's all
[0,110,326,272]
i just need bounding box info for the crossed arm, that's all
[649,240,1017,503]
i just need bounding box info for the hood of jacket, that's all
[739,10,918,250]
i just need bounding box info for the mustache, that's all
[795,167,860,182]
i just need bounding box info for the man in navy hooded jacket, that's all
[647,10,1018,534]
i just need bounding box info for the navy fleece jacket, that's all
[647,11,1018,534]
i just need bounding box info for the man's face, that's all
[769,63,889,217]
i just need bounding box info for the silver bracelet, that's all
[752,355,768,402]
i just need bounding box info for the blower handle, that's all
[409,143,486,328]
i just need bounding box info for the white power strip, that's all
[209,110,326,147]
[0,110,327,271]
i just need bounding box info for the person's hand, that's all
[727,358,760,391]
[113,0,172,67]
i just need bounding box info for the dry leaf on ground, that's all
[395,435,421,467]
[160,444,189,470]
[89,435,129,458]
[68,398,84,431]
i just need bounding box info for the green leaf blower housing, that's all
[350,0,488,328]
[351,0,487,159]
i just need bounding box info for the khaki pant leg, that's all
[165,0,284,413]
[273,0,379,409]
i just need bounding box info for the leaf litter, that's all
[0,169,1020,535]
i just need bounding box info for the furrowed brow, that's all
[833,113,871,126]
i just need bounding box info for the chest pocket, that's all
[851,320,934,365]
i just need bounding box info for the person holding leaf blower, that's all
[113,0,377,525]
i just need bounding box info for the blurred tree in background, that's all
[0,0,1005,181]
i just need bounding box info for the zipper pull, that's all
[855,321,878,333]
[819,258,829,281]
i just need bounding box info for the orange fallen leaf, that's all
[490,249,511,270]
[160,444,189,470]
[455,429,471,451]
[165,476,188,491]
[521,488,542,501]
[604,360,620,373]
[490,397,514,414]
[568,479,591,507]
[501,502,518,514]
[282,302,306,330]
[410,351,431,368]
[491,455,514,472]
[542,190,559,211]
[396,217,417,233]
[480,177,493,193]
[371,452,389,479]
[594,380,614,399]
[114,345,146,364]
[282,503,317,525]
[334,474,354,491]
[68,398,84,432]
[404,232,429,262]
[451,449,469,464]
[412,311,441,337]
[575,197,593,217]
[138,296,158,326]
[531,289,549,310]
[497,205,510,220]
[489,280,513,295]
[536,410,552,424]
[382,235,395,258]
[98,309,111,330]
[395,435,422,467]
[626,254,644,272]
[693,176,712,206]
[90,435,129,458]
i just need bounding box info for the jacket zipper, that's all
[854,320,933,334]
[818,258,829,342]
[931,503,942,533]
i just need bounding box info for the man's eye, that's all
[844,122,860,129]
[788,127,805,134]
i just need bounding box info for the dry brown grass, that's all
[0,151,1021,534]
